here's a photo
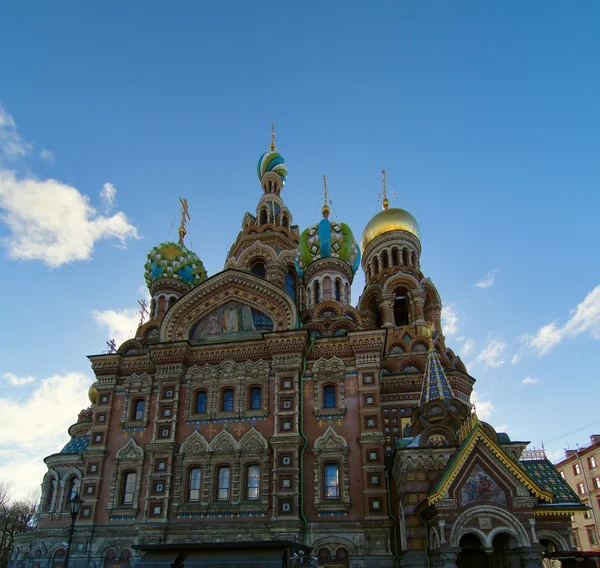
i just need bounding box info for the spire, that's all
[381,169,389,210]
[270,121,276,151]
[322,174,330,218]
[419,323,453,406]
[178,196,190,245]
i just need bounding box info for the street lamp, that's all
[63,494,83,568]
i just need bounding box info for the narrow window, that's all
[260,209,268,225]
[578,482,586,495]
[590,456,597,469]
[249,387,262,410]
[195,391,207,414]
[373,257,379,273]
[250,261,266,278]
[402,248,409,266]
[323,276,332,301]
[122,472,136,505]
[217,466,230,501]
[246,465,260,500]
[323,385,336,409]
[132,399,144,421]
[45,480,54,510]
[68,477,78,501]
[411,251,417,267]
[324,463,339,499]
[392,248,400,266]
[285,270,296,301]
[393,288,409,327]
[314,281,320,305]
[335,280,341,302]
[188,468,201,502]
[282,214,289,229]
[382,251,389,269]
[222,389,234,412]
[574,463,582,475]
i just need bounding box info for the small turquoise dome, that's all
[144,242,208,288]
[294,219,361,278]
[257,150,287,184]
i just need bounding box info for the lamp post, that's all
[63,494,83,568]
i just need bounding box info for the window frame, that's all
[323,462,340,500]
[574,463,582,475]
[216,465,231,501]
[246,464,260,501]
[195,390,208,414]
[590,456,597,469]
[121,471,137,506]
[132,399,145,422]
[248,386,262,411]
[323,384,337,409]
[188,467,202,502]
[221,388,234,412]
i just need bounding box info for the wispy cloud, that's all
[441,304,459,335]
[475,339,506,368]
[92,307,140,348]
[0,372,91,500]
[0,171,139,267]
[475,267,501,289]
[511,353,521,365]
[520,376,539,387]
[100,182,117,210]
[0,104,32,160]
[40,149,55,163]
[471,390,494,420]
[522,285,600,355]
[2,372,35,386]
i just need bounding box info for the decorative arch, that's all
[429,527,441,550]
[116,437,144,460]
[160,270,297,342]
[536,530,569,552]
[382,273,420,295]
[310,535,358,557]
[59,467,83,512]
[235,240,277,267]
[40,469,59,513]
[117,339,144,356]
[180,431,209,455]
[209,428,238,453]
[239,427,269,453]
[450,505,531,548]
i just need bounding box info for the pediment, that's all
[160,269,297,342]
[115,437,144,460]
[180,430,209,454]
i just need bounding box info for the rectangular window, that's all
[246,465,260,500]
[195,392,207,414]
[578,482,586,495]
[573,530,581,548]
[188,468,202,501]
[324,463,339,499]
[574,463,582,475]
[594,477,600,489]
[585,510,593,519]
[590,456,597,469]
[587,528,598,546]
[217,466,230,501]
[122,472,136,505]
[560,470,566,479]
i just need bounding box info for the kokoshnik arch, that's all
[11,129,589,568]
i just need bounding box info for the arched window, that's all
[221,389,234,412]
[323,276,332,301]
[334,280,341,302]
[217,466,231,501]
[250,260,266,278]
[246,465,260,500]
[324,463,340,499]
[68,476,78,501]
[402,248,409,266]
[373,257,380,274]
[44,478,55,510]
[392,248,400,266]
[285,269,296,301]
[314,281,320,305]
[168,296,177,309]
[132,399,144,421]
[323,385,336,409]
[282,214,289,229]
[188,467,201,502]
[382,250,389,269]
[195,391,207,414]
[344,283,350,304]
[393,287,409,327]
[260,209,268,225]
[411,251,417,267]
[249,387,262,410]
[121,472,136,506]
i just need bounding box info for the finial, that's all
[106,339,116,354]
[322,174,330,218]
[178,197,190,245]
[270,122,276,151]
[138,299,149,325]
[381,169,389,210]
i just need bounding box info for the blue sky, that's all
[0,1,599,499]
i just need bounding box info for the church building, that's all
[11,131,589,568]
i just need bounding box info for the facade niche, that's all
[393,287,410,327]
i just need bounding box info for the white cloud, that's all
[0,372,91,500]
[475,267,501,289]
[100,182,117,209]
[471,390,494,420]
[0,171,139,267]
[2,372,35,386]
[441,304,459,335]
[0,104,32,160]
[461,339,475,356]
[511,353,521,365]
[92,308,139,347]
[475,339,506,368]
[520,376,539,387]
[40,149,55,163]
[523,285,600,355]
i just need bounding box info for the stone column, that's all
[378,294,395,328]
[409,288,427,326]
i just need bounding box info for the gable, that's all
[160,269,298,342]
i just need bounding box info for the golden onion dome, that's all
[360,207,421,252]
[88,383,99,405]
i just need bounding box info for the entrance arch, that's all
[457,533,489,568]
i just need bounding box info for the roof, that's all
[427,422,552,505]
[419,346,453,406]
[60,436,90,454]
[519,459,588,514]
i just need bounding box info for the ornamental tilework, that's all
[419,348,453,406]
[519,459,583,507]
[60,436,90,454]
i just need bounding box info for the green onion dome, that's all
[144,242,207,288]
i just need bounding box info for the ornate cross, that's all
[178,197,190,244]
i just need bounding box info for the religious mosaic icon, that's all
[189,302,274,343]
[460,464,507,506]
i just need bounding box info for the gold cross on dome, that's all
[178,197,190,245]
